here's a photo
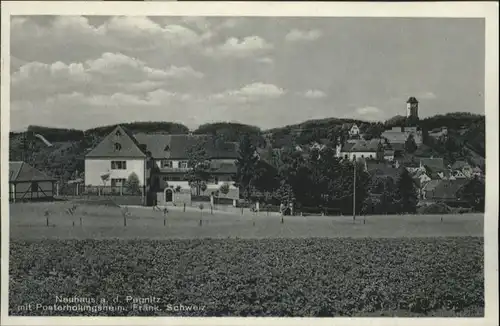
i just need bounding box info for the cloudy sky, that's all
[10,16,484,131]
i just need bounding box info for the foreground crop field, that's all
[10,202,483,239]
[10,237,483,317]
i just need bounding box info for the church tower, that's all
[406,97,419,118]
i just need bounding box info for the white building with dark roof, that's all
[336,139,384,161]
[84,125,240,205]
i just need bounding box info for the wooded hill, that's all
[9,112,485,183]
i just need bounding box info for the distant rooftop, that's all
[407,97,419,104]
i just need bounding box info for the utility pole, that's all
[353,159,356,223]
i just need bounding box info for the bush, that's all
[418,202,452,215]
[219,183,230,195]
[125,173,141,195]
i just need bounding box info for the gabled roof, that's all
[399,155,420,168]
[420,158,445,171]
[86,125,146,158]
[391,143,405,152]
[407,97,419,104]
[381,130,408,144]
[340,142,355,153]
[9,161,56,182]
[343,139,381,153]
[134,133,239,160]
[429,179,468,200]
[451,160,471,170]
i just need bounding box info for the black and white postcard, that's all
[1,2,498,326]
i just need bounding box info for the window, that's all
[115,130,122,136]
[163,176,168,182]
[161,160,173,168]
[179,161,188,169]
[114,143,122,151]
[164,145,170,151]
[361,155,364,158]
[214,177,219,185]
[369,155,373,159]
[111,161,127,170]
[111,178,126,187]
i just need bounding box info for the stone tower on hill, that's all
[406,97,419,119]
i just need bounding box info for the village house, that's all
[422,179,468,203]
[451,161,473,179]
[437,170,457,181]
[366,162,402,181]
[9,161,57,202]
[84,125,240,205]
[348,124,361,137]
[133,133,239,191]
[383,149,395,162]
[396,154,421,172]
[85,126,150,192]
[336,139,384,161]
[381,126,423,146]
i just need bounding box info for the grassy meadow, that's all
[8,200,484,317]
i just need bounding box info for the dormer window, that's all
[114,143,122,151]
[164,145,170,151]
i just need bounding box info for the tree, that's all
[405,134,418,154]
[364,123,385,140]
[125,172,141,195]
[252,160,279,193]
[276,181,295,207]
[457,176,485,211]
[186,141,212,195]
[219,183,230,196]
[234,133,260,202]
[394,168,417,214]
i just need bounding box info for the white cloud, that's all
[11,16,212,64]
[204,36,273,58]
[303,89,327,99]
[285,29,322,42]
[211,82,286,103]
[11,53,204,100]
[418,91,437,100]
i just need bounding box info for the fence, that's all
[59,183,143,197]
